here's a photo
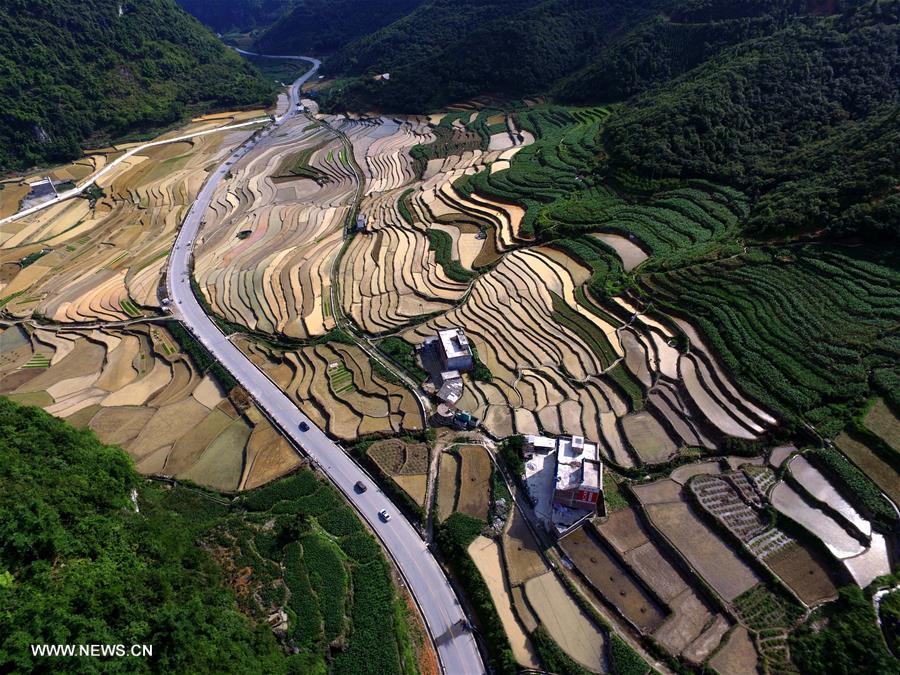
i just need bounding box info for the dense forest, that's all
[320,0,668,111]
[604,1,900,240]
[0,396,414,673]
[0,0,274,174]
[0,397,287,672]
[255,0,426,55]
[176,0,294,33]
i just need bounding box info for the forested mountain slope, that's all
[552,0,851,103]
[0,397,288,672]
[604,2,900,239]
[255,0,427,55]
[176,0,294,33]
[0,396,416,673]
[0,0,273,174]
[320,0,667,111]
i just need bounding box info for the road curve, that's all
[167,58,485,675]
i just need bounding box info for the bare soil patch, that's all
[241,419,301,490]
[765,541,837,606]
[89,406,155,447]
[560,525,666,633]
[524,571,607,672]
[502,509,547,586]
[643,500,760,602]
[708,626,758,675]
[436,451,460,521]
[181,418,251,491]
[457,445,491,520]
[863,398,900,452]
[468,536,539,669]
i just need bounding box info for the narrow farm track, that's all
[167,57,485,675]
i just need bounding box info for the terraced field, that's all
[339,113,534,334]
[686,468,839,607]
[593,507,731,664]
[0,323,298,490]
[367,438,429,506]
[237,336,423,440]
[193,114,356,338]
[0,124,259,323]
[643,245,900,435]
[404,244,775,464]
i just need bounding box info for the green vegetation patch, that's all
[808,447,898,530]
[167,321,237,391]
[21,353,50,369]
[0,398,290,673]
[19,248,50,268]
[530,624,591,675]
[643,245,900,436]
[549,290,617,369]
[791,585,899,675]
[609,634,651,675]
[377,337,427,384]
[426,228,474,283]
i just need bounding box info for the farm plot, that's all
[708,626,758,675]
[863,398,900,452]
[524,571,608,672]
[337,113,533,334]
[770,473,890,588]
[367,438,429,506]
[643,245,900,433]
[193,117,354,338]
[434,445,492,520]
[404,243,775,465]
[0,127,256,323]
[457,444,492,520]
[560,525,666,634]
[436,450,460,522]
[835,432,900,505]
[467,536,539,669]
[687,469,838,606]
[594,507,731,663]
[237,337,423,440]
[633,479,761,602]
[0,324,299,490]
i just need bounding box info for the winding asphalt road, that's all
[167,57,485,675]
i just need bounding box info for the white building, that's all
[437,328,473,372]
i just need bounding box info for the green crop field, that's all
[644,246,899,435]
[457,103,898,441]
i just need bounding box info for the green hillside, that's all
[176,0,294,33]
[255,0,426,55]
[320,0,666,112]
[603,2,900,240]
[0,0,274,174]
[461,101,899,436]
[0,397,414,673]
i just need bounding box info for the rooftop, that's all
[438,328,471,359]
[555,435,601,490]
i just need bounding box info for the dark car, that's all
[299,421,310,432]
[354,481,367,493]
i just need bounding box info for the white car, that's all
[378,509,391,522]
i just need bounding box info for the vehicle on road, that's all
[354,481,367,493]
[378,509,391,522]
[299,421,310,432]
